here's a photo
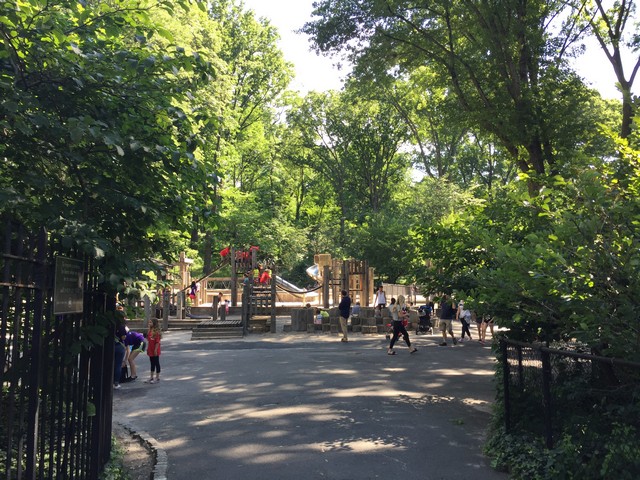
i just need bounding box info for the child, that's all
[145,318,162,384]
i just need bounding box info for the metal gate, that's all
[1,219,113,479]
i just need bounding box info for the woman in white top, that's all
[387,295,417,355]
[374,285,387,311]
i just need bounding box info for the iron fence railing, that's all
[499,337,640,449]
[1,219,113,479]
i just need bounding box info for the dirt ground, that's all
[112,423,155,480]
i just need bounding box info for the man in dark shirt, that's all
[438,295,458,346]
[338,289,351,342]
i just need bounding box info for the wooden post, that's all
[368,266,375,306]
[271,269,277,333]
[342,259,349,294]
[323,265,331,309]
[177,289,183,320]
[242,283,250,335]
[231,247,238,307]
[363,260,370,306]
[212,296,219,321]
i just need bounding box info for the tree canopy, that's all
[1,0,638,359]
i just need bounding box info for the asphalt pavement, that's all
[113,323,509,480]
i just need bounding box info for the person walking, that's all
[480,314,495,344]
[338,289,351,342]
[387,296,417,355]
[456,300,473,342]
[145,318,162,384]
[438,295,458,346]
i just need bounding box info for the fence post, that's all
[501,339,512,433]
[541,350,554,448]
[25,227,47,480]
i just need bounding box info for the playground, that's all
[142,248,425,339]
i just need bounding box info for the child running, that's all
[145,318,162,384]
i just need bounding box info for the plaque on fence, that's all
[54,256,84,314]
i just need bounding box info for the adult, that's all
[124,327,145,380]
[474,311,483,341]
[338,289,351,342]
[481,314,495,344]
[374,285,387,312]
[456,300,473,342]
[216,291,224,309]
[114,308,127,389]
[387,296,417,355]
[438,295,458,346]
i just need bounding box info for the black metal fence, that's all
[1,219,113,479]
[500,338,640,449]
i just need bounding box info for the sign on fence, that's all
[54,256,84,314]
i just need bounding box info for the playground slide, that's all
[274,275,306,293]
[305,264,321,282]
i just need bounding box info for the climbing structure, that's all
[314,254,375,307]
[226,246,277,333]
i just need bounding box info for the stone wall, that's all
[289,307,420,334]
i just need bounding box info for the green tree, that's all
[0,0,210,284]
[304,0,593,179]
[195,0,293,271]
[576,0,640,138]
[287,89,411,245]
[383,68,469,179]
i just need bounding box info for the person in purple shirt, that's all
[124,328,145,381]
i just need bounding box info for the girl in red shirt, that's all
[145,318,162,384]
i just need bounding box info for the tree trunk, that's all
[203,231,212,274]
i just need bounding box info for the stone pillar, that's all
[162,287,169,330]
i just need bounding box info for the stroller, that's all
[415,305,433,335]
[385,317,409,340]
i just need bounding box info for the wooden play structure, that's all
[164,249,375,335]
[313,254,375,308]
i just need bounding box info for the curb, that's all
[118,423,168,480]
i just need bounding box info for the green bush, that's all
[99,436,129,480]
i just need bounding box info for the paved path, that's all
[113,328,508,480]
